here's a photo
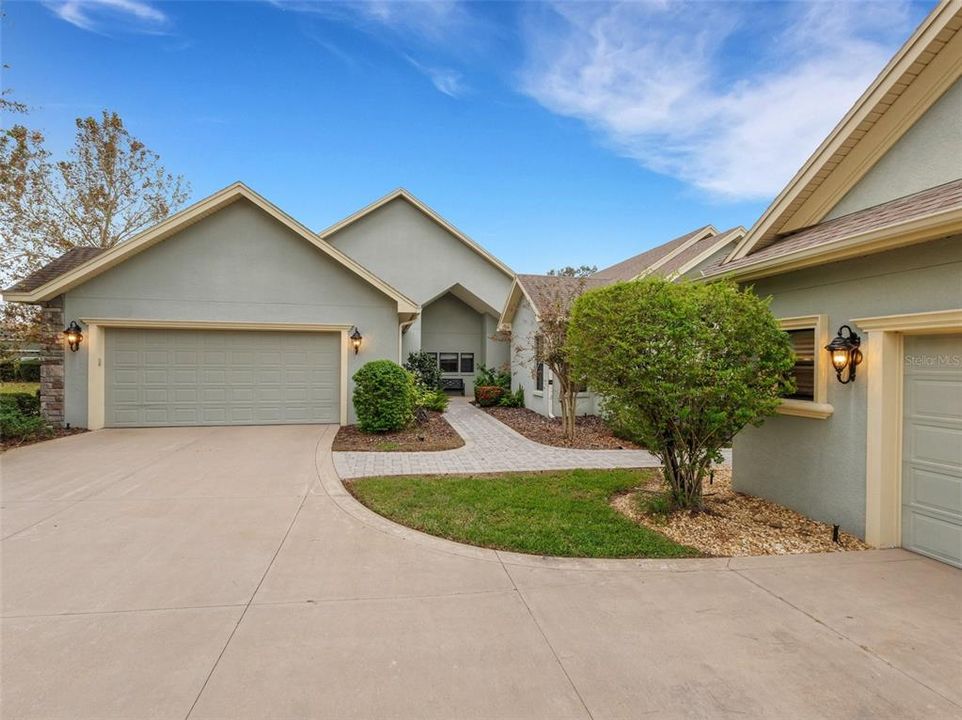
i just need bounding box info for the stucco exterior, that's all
[61,200,401,425]
[733,234,962,538]
[825,78,962,220]
[509,297,600,417]
[325,196,513,382]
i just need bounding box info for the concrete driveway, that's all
[2,427,960,720]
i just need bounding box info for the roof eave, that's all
[704,206,962,283]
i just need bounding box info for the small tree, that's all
[516,270,595,440]
[568,278,794,509]
[404,351,442,390]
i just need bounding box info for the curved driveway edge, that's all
[333,399,662,479]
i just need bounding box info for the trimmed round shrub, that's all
[475,386,504,407]
[352,360,416,433]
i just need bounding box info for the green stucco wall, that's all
[825,78,962,220]
[734,234,962,538]
[61,199,400,426]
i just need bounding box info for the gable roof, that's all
[5,247,107,294]
[498,273,609,330]
[593,225,717,281]
[649,226,745,279]
[1,183,419,315]
[729,1,962,261]
[703,178,962,280]
[319,188,515,278]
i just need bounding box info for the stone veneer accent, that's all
[39,297,65,427]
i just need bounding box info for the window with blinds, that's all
[786,328,816,401]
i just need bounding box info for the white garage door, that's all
[902,334,962,568]
[106,328,340,427]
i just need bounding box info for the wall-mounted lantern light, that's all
[825,324,862,384]
[350,327,363,355]
[63,321,83,352]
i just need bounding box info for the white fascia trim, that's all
[497,278,540,331]
[635,225,718,279]
[669,227,745,280]
[729,1,962,262]
[703,205,962,282]
[319,188,515,278]
[5,183,419,315]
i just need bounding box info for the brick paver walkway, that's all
[334,398,664,478]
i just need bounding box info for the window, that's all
[535,336,545,391]
[786,329,815,401]
[439,352,459,373]
[777,315,833,419]
[459,353,474,373]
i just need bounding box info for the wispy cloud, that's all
[519,1,917,201]
[45,0,168,34]
[405,55,466,97]
[271,0,478,97]
[270,0,473,44]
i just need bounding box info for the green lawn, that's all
[348,468,700,558]
[0,382,40,395]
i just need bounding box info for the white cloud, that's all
[520,1,917,200]
[270,0,472,44]
[46,0,168,33]
[405,55,466,97]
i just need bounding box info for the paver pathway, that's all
[334,398,664,478]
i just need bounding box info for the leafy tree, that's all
[404,350,443,390]
[568,277,794,509]
[516,272,592,440]
[1,109,189,354]
[547,265,597,278]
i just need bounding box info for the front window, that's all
[439,352,459,373]
[459,353,474,373]
[535,335,544,391]
[786,328,816,401]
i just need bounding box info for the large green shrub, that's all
[568,277,794,509]
[473,364,510,393]
[352,360,416,433]
[1,392,49,443]
[403,351,443,391]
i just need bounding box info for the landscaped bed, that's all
[613,467,869,556]
[347,468,700,558]
[333,410,464,452]
[481,406,639,450]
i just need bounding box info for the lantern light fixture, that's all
[825,324,862,384]
[63,321,83,352]
[350,327,363,355]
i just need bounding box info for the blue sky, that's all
[2,0,932,273]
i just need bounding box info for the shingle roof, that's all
[515,274,610,316]
[707,178,962,276]
[593,225,713,281]
[4,247,108,294]
[650,227,740,278]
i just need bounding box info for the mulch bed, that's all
[332,411,465,452]
[482,406,640,450]
[1,427,88,452]
[612,467,868,556]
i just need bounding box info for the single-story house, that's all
[2,184,514,427]
[498,225,745,417]
[702,1,962,567]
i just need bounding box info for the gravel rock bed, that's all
[481,406,640,450]
[612,468,869,557]
[333,411,465,452]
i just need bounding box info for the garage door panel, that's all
[902,335,962,568]
[106,328,339,427]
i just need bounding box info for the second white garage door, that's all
[105,328,340,427]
